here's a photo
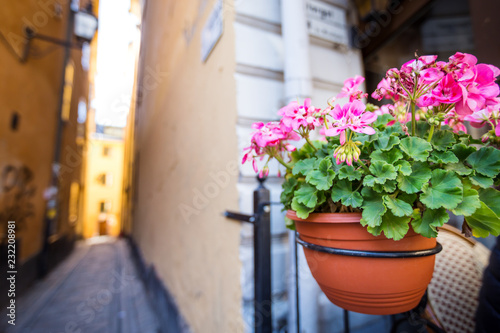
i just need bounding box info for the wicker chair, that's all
[424,224,491,333]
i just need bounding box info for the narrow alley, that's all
[0,238,159,333]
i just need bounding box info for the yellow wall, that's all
[121,0,142,235]
[0,1,93,262]
[131,0,243,331]
[83,134,124,238]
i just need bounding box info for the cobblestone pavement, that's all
[1,237,160,333]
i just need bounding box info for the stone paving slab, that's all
[0,237,160,333]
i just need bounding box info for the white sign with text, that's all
[306,0,348,46]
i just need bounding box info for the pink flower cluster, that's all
[321,100,377,144]
[243,98,331,176]
[278,98,323,130]
[336,76,368,102]
[321,82,377,165]
[242,122,300,176]
[372,52,500,134]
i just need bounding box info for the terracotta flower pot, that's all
[287,210,439,315]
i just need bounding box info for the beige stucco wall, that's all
[132,0,243,332]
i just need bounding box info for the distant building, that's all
[81,111,124,238]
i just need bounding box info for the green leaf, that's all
[431,131,456,151]
[291,197,315,219]
[370,148,403,164]
[373,179,397,193]
[465,202,500,237]
[292,158,319,176]
[373,113,394,128]
[452,179,480,216]
[445,162,473,175]
[367,225,383,237]
[315,147,329,159]
[466,146,500,178]
[355,133,377,147]
[429,151,459,164]
[331,180,363,208]
[420,169,463,210]
[399,193,417,205]
[470,174,494,188]
[400,137,432,162]
[363,175,377,187]
[280,177,298,205]
[294,183,318,208]
[374,135,400,151]
[478,187,500,218]
[282,177,298,194]
[416,121,430,138]
[452,143,476,161]
[397,162,432,194]
[383,125,404,136]
[369,161,397,184]
[395,160,412,176]
[383,195,413,217]
[412,208,448,238]
[360,187,386,227]
[317,191,327,207]
[285,217,296,231]
[338,165,363,181]
[380,211,411,240]
[306,158,335,190]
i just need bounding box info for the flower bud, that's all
[482,133,490,143]
[353,150,360,162]
[346,154,353,166]
[259,166,269,178]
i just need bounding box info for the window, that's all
[103,146,112,156]
[97,173,113,186]
[99,201,111,213]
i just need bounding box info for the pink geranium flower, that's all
[444,110,467,133]
[278,98,322,131]
[432,73,462,104]
[322,100,377,144]
[242,122,300,173]
[337,75,368,102]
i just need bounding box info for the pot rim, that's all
[286,210,362,223]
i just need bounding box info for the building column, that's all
[281,1,319,332]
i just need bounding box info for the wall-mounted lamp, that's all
[21,4,98,62]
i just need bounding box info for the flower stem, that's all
[411,102,416,136]
[357,159,370,173]
[427,124,435,142]
[274,154,293,170]
[304,135,318,152]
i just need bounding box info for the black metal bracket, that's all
[224,201,281,224]
[223,211,256,223]
[296,233,443,258]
